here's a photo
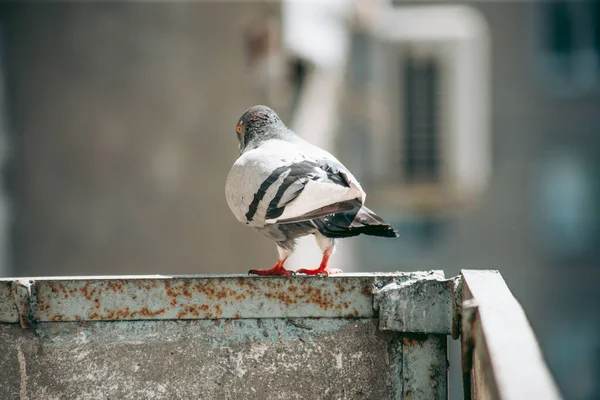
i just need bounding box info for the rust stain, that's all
[166,280,195,303]
[233,312,241,319]
[137,307,164,317]
[263,291,295,305]
[49,283,73,299]
[215,288,227,300]
[87,306,138,320]
[304,287,335,310]
[177,305,206,319]
[139,282,156,291]
[403,334,429,346]
[107,281,125,294]
[190,305,201,317]
[37,299,49,311]
[80,282,90,299]
[362,285,372,297]
[214,304,223,318]
[195,281,216,298]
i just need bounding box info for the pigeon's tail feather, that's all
[313,200,399,239]
[350,207,399,238]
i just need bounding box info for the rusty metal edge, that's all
[0,271,446,326]
[0,272,428,282]
[460,270,563,400]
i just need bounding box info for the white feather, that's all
[265,179,362,224]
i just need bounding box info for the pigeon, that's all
[225,105,398,276]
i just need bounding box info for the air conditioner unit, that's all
[366,5,491,214]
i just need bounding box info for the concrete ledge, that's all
[373,271,458,335]
[0,272,448,330]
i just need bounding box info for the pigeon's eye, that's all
[236,123,243,134]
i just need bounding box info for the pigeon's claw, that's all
[296,250,341,276]
[248,260,294,276]
[296,267,342,277]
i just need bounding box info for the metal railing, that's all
[460,270,562,400]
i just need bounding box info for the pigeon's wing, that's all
[225,139,365,227]
[262,158,365,225]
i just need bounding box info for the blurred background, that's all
[0,0,598,398]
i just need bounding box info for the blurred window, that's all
[537,0,600,95]
[402,53,441,183]
[534,151,596,261]
[350,31,370,91]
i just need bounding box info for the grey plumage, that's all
[225,105,398,275]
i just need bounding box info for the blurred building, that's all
[339,1,600,399]
[0,2,297,277]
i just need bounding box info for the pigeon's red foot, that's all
[296,267,342,276]
[296,252,341,276]
[249,260,294,276]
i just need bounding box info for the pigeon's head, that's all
[235,105,288,153]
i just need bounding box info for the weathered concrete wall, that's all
[0,319,453,400]
[0,319,402,400]
[0,2,285,277]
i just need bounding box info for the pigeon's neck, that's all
[242,125,295,154]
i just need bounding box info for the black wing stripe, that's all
[316,160,351,188]
[248,159,354,223]
[245,165,290,222]
[265,160,318,220]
